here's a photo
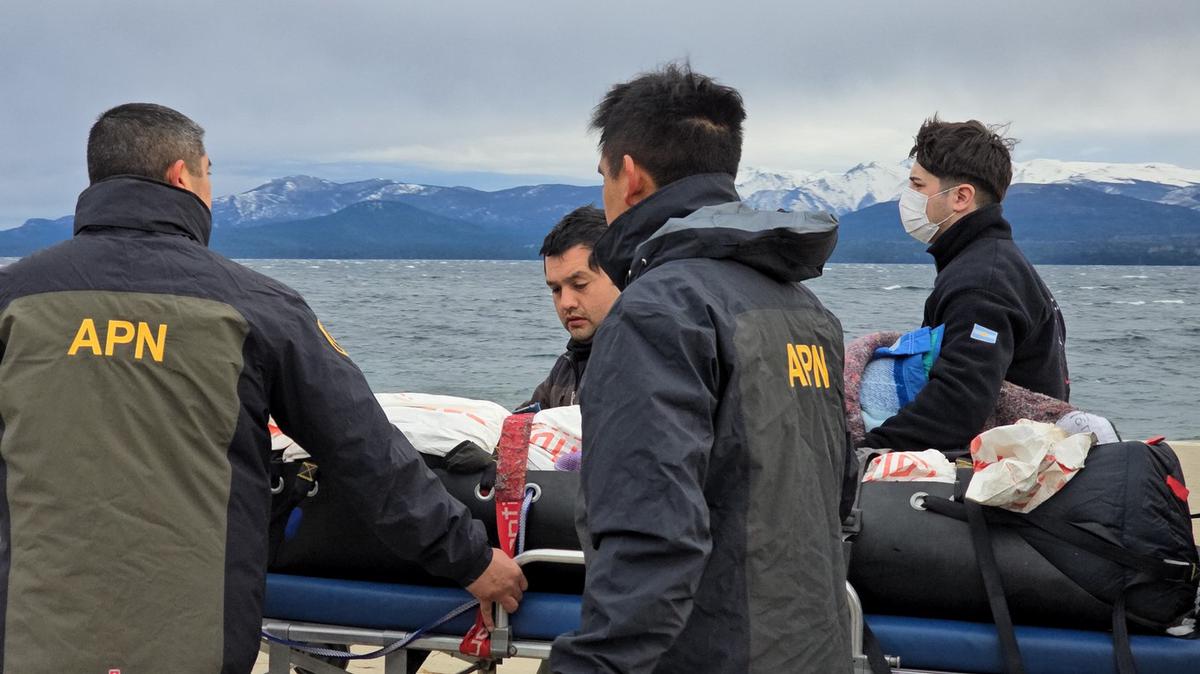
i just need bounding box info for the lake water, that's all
[235,260,1198,441]
[2,257,1195,440]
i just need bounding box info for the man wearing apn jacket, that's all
[0,104,525,674]
[861,117,1069,453]
[549,65,851,673]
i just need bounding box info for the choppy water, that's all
[3,258,1196,439]
[235,260,1197,441]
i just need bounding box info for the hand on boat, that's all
[466,548,528,629]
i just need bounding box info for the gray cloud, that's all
[2,0,1197,225]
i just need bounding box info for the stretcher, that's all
[260,548,1200,674]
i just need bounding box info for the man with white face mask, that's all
[861,116,1069,453]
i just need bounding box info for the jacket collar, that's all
[565,338,592,362]
[927,203,1011,273]
[74,175,213,246]
[592,173,740,290]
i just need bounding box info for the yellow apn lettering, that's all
[104,320,135,356]
[788,344,810,387]
[811,345,830,389]
[797,344,814,384]
[67,318,102,356]
[135,321,168,362]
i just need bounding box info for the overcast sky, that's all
[1,0,1197,226]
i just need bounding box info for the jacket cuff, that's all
[452,528,494,587]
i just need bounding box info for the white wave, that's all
[882,284,902,290]
[1153,300,1185,304]
[1114,300,1147,305]
[1121,275,1149,279]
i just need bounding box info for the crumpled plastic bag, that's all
[863,449,956,484]
[965,419,1095,513]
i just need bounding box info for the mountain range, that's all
[3,159,1199,264]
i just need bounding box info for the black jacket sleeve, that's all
[862,288,1022,452]
[263,298,492,586]
[551,297,717,673]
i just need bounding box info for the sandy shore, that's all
[1173,440,1200,542]
[256,438,1200,673]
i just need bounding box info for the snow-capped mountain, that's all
[741,159,1200,216]
[6,159,1200,262]
[743,161,910,215]
[734,167,812,196]
[212,175,440,227]
[1011,160,1200,187]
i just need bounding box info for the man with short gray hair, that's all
[0,103,525,673]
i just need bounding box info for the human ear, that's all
[956,183,977,211]
[621,154,640,205]
[165,159,189,189]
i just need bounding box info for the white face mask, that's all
[898,186,955,244]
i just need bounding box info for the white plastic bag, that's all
[270,393,510,461]
[863,449,956,484]
[964,419,1094,513]
[528,405,582,470]
[373,393,510,458]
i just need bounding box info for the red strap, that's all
[1145,435,1166,446]
[1167,475,1190,503]
[495,413,534,554]
[460,413,534,659]
[459,616,492,659]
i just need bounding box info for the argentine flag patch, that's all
[970,323,999,344]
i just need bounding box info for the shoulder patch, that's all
[970,323,999,344]
[317,320,349,357]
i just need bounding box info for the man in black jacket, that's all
[0,103,525,673]
[550,65,850,673]
[523,205,618,409]
[862,117,1070,453]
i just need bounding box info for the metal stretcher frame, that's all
[261,549,1200,674]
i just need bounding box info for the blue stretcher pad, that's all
[265,573,581,641]
[264,574,1200,673]
[869,614,1200,674]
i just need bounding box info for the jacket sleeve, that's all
[551,297,717,673]
[862,289,1023,452]
[263,298,492,586]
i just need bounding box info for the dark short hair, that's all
[591,63,745,188]
[540,206,608,269]
[909,116,1017,204]
[87,103,206,184]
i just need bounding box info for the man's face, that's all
[544,244,620,342]
[909,161,957,237]
[598,158,627,224]
[188,155,213,209]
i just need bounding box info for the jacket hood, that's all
[592,172,838,288]
[74,175,213,246]
[633,201,839,284]
[592,173,741,290]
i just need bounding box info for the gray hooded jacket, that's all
[550,173,851,673]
